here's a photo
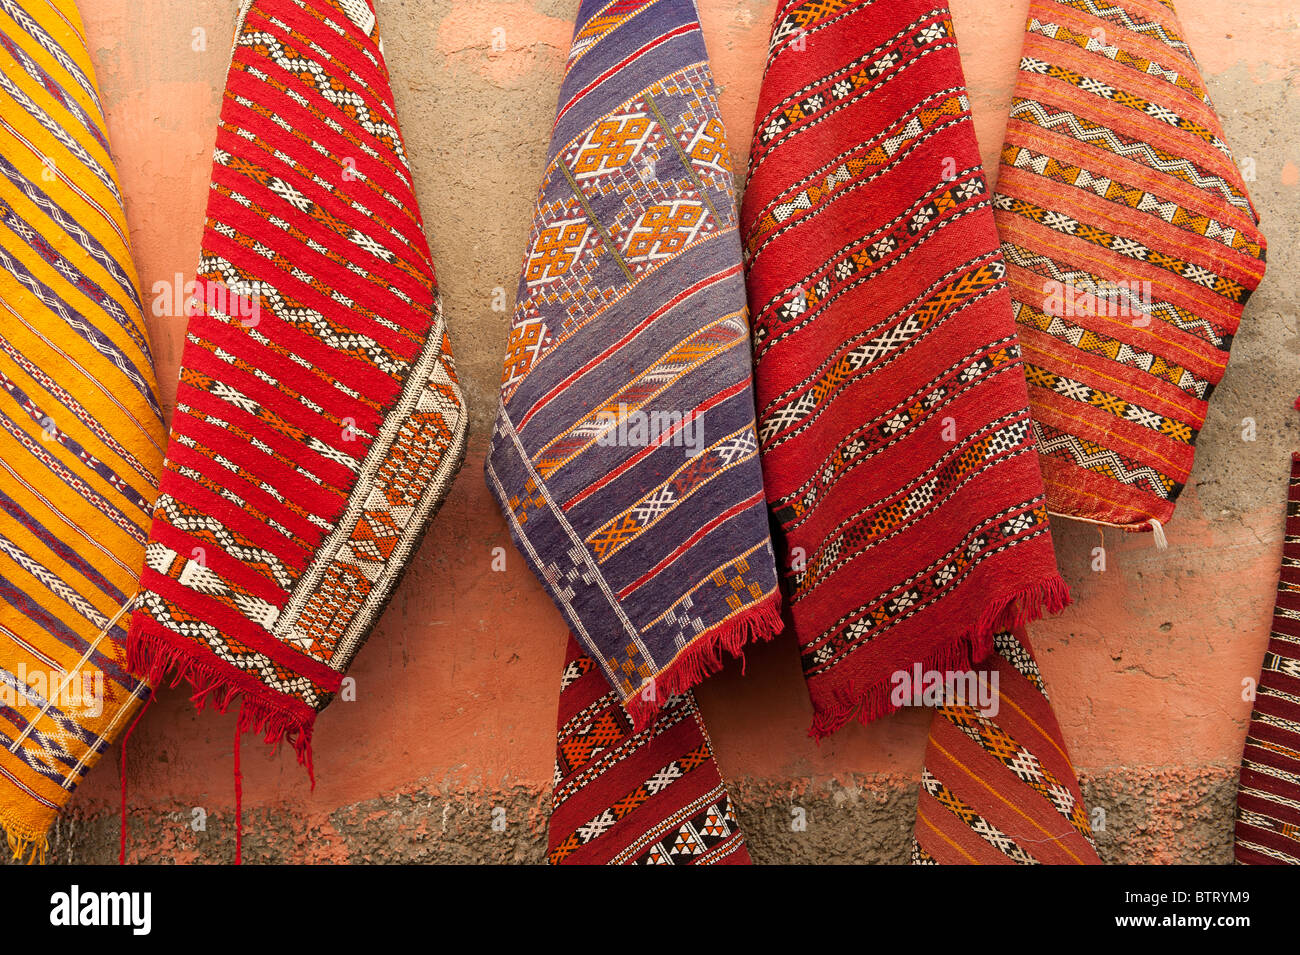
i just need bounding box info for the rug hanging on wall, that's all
[1234,451,1300,864]
[741,0,1068,738]
[127,0,467,778]
[994,0,1267,538]
[0,0,165,863]
[485,0,781,733]
[548,633,750,865]
[911,626,1100,864]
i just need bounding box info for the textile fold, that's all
[0,0,165,862]
[548,633,750,864]
[994,0,1267,535]
[127,0,467,774]
[742,0,1068,738]
[912,626,1100,864]
[486,0,782,730]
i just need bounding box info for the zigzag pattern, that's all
[997,0,1265,530]
[237,27,406,165]
[198,254,407,375]
[129,0,467,772]
[152,493,295,589]
[1003,143,1260,257]
[999,241,1228,346]
[1007,98,1252,214]
[1032,419,1176,498]
[1057,0,1192,54]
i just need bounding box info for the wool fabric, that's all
[742,0,1069,737]
[994,0,1267,536]
[127,0,467,773]
[912,626,1100,864]
[0,0,165,863]
[486,0,782,730]
[1234,452,1300,864]
[548,633,750,865]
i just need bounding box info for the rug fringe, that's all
[624,590,783,731]
[127,623,315,787]
[1,809,49,865]
[808,574,1071,740]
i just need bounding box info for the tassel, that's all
[234,721,243,865]
[118,692,153,866]
[1149,518,1169,551]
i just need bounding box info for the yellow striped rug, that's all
[0,0,163,862]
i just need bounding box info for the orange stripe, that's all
[930,735,1089,864]
[916,806,981,863]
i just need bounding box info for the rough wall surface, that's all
[8,0,1296,864]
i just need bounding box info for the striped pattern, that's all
[547,633,749,865]
[0,0,164,862]
[995,0,1267,534]
[127,0,467,771]
[485,0,781,731]
[741,0,1068,738]
[1234,454,1300,865]
[912,627,1100,864]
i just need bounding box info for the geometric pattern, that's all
[912,626,1101,864]
[1033,419,1178,500]
[127,0,467,774]
[0,0,165,862]
[1234,454,1300,864]
[995,0,1267,535]
[742,0,1069,737]
[1011,299,1212,401]
[486,0,781,729]
[547,634,750,865]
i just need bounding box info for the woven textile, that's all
[995,0,1266,535]
[486,0,781,730]
[127,0,467,770]
[741,0,1068,737]
[912,626,1100,864]
[548,633,749,864]
[0,0,164,861]
[1234,453,1300,864]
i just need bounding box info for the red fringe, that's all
[807,574,1072,740]
[624,590,783,731]
[127,626,316,789]
[233,722,243,866]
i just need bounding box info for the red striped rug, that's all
[1234,453,1300,864]
[742,0,1068,737]
[913,626,1100,864]
[128,0,467,776]
[994,0,1267,536]
[548,634,750,865]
